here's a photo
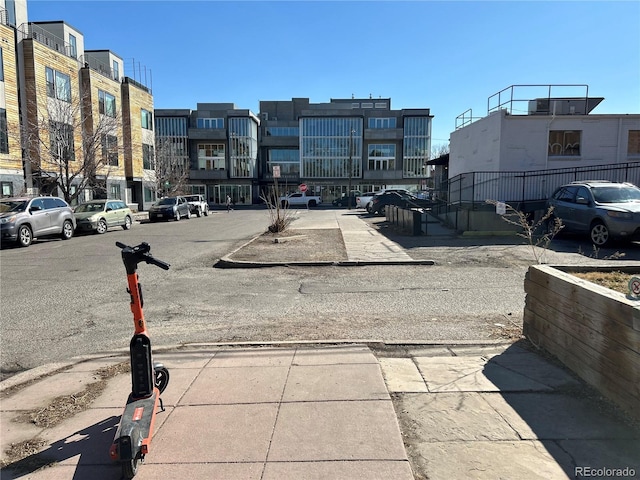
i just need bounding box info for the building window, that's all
[1,181,13,197]
[109,184,121,199]
[6,0,16,26]
[45,67,71,102]
[144,186,154,202]
[141,109,153,130]
[98,90,116,117]
[0,48,4,81]
[229,117,257,178]
[300,117,362,178]
[403,117,430,177]
[628,130,640,156]
[0,109,8,154]
[265,126,299,136]
[102,134,118,166]
[142,143,154,169]
[368,118,396,129]
[69,34,77,58]
[112,60,119,81]
[49,121,75,162]
[368,144,395,170]
[267,149,300,176]
[548,130,581,156]
[197,143,225,170]
[196,118,224,129]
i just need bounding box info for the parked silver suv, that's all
[546,181,640,246]
[0,196,76,247]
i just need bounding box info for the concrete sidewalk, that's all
[1,343,638,479]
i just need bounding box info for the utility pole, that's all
[348,127,354,210]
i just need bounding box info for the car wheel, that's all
[96,218,108,234]
[60,220,74,240]
[122,216,132,230]
[17,225,32,247]
[204,207,209,217]
[174,209,181,221]
[196,208,202,217]
[308,200,317,207]
[590,221,610,246]
[186,209,191,219]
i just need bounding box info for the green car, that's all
[74,200,133,234]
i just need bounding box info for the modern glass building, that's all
[155,97,433,205]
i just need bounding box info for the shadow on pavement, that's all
[1,416,121,480]
[482,341,640,477]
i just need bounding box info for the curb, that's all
[215,257,437,268]
[0,339,517,392]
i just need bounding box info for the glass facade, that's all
[403,117,430,178]
[300,117,362,178]
[267,148,300,176]
[228,117,257,178]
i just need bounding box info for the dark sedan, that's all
[148,196,191,222]
[369,192,431,215]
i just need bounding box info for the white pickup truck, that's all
[279,192,322,208]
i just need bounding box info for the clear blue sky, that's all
[28,0,640,149]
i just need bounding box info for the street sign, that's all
[272,165,281,178]
[299,183,307,192]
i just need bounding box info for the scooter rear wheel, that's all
[122,456,140,479]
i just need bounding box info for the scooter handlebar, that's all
[115,241,171,271]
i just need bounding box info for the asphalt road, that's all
[2,207,636,378]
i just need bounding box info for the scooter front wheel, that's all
[154,365,170,394]
[122,455,140,479]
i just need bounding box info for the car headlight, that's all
[1,215,16,224]
[607,211,633,219]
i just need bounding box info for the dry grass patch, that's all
[572,271,632,295]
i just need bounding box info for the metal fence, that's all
[448,161,640,208]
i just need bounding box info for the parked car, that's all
[364,189,411,213]
[0,196,76,247]
[74,200,133,234]
[332,194,359,208]
[184,194,209,217]
[148,196,191,222]
[546,181,640,246]
[369,191,425,216]
[356,192,376,209]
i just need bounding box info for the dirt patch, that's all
[228,228,348,263]
[1,361,129,469]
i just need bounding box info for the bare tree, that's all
[430,143,449,160]
[486,200,564,264]
[153,137,190,196]
[21,82,124,204]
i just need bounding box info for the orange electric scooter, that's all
[110,241,170,479]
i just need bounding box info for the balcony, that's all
[81,54,119,82]
[19,24,77,60]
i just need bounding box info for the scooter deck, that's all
[110,388,160,461]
